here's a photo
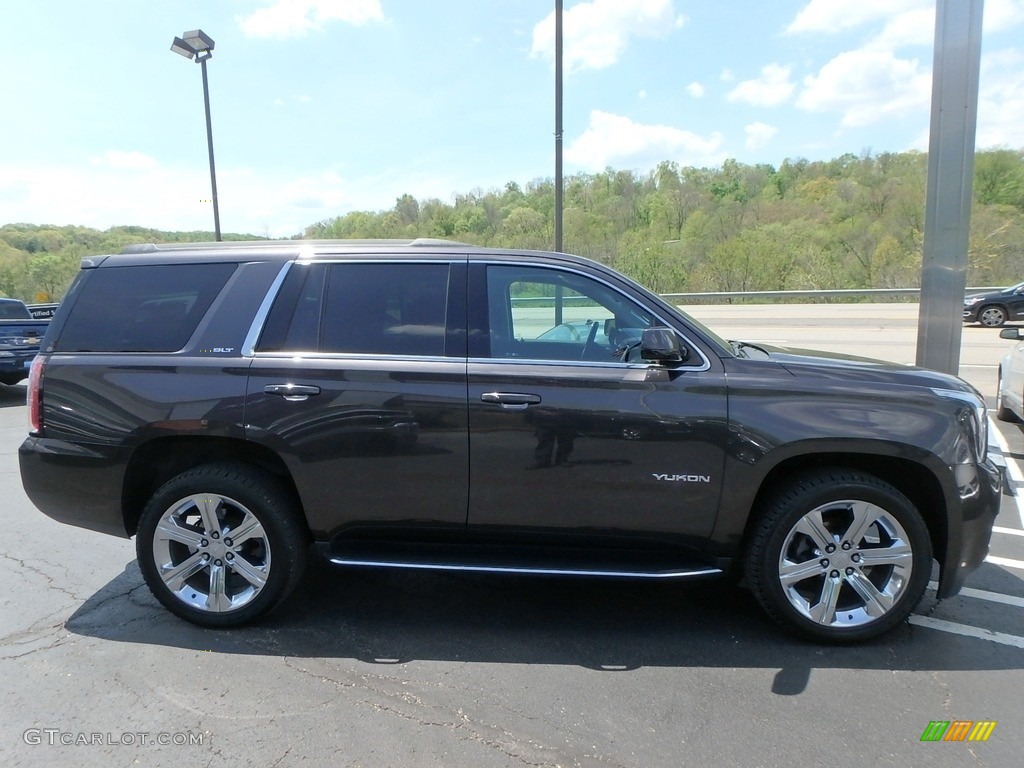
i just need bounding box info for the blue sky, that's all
[2,0,1023,237]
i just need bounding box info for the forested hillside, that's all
[3,149,1023,303]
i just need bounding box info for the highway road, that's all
[1,304,1021,768]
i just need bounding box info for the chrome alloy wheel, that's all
[979,306,1007,327]
[777,499,914,628]
[152,493,271,613]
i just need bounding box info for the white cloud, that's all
[745,122,778,150]
[239,0,383,40]
[976,49,1024,148]
[638,89,647,99]
[870,7,934,49]
[565,110,725,171]
[531,0,684,73]
[720,68,735,82]
[727,64,795,107]
[786,0,928,35]
[986,0,1024,32]
[686,82,704,98]
[796,49,930,126]
[0,161,358,238]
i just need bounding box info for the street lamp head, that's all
[170,37,195,60]
[170,29,215,63]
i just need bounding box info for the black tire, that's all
[136,463,308,627]
[745,469,931,643]
[979,305,1007,327]
[996,371,1018,422]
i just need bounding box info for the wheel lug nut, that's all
[224,538,233,547]
[226,553,234,561]
[202,553,210,562]
[852,554,861,563]
[846,567,855,575]
[826,544,836,553]
[200,539,208,547]
[830,570,840,578]
[842,542,852,550]
[211,532,220,540]
[214,559,222,566]
[820,559,830,568]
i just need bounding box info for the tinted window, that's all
[55,263,236,352]
[258,262,450,357]
[0,301,31,319]
[486,265,655,362]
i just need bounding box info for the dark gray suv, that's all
[19,239,1000,642]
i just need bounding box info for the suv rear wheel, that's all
[746,469,931,642]
[136,464,308,627]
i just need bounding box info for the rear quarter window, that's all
[54,263,236,352]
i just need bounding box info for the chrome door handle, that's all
[264,384,321,401]
[480,392,541,410]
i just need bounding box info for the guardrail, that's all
[661,287,998,303]
[512,287,999,307]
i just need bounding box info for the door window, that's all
[486,265,656,362]
[258,262,450,356]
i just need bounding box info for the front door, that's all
[467,263,728,551]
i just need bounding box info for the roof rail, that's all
[120,238,470,254]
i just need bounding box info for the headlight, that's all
[964,296,983,306]
[932,388,987,461]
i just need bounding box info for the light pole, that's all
[171,29,222,241]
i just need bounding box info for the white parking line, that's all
[993,525,1024,537]
[927,581,1024,609]
[908,615,1024,649]
[988,417,1024,528]
[985,554,1024,571]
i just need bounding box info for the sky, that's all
[2,0,1023,238]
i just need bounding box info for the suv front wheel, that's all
[745,469,931,643]
[136,464,308,627]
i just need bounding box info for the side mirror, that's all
[641,327,689,364]
[1000,327,1021,340]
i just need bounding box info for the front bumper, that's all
[937,457,1002,598]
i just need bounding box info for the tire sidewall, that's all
[136,465,306,628]
[750,472,932,643]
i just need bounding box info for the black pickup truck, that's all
[0,298,49,385]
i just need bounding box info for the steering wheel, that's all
[581,320,599,359]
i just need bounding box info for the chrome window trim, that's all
[249,351,460,365]
[242,258,457,359]
[241,261,294,357]
[481,260,713,372]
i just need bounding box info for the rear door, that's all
[466,261,729,551]
[244,258,469,542]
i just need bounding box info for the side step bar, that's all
[327,556,722,580]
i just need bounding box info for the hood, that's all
[746,342,976,394]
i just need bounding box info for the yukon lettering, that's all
[652,473,712,483]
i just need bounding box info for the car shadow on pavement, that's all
[64,553,1024,693]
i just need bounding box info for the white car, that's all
[996,327,1024,420]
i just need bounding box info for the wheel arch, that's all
[121,436,304,537]
[738,453,947,573]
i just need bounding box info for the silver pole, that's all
[916,0,984,373]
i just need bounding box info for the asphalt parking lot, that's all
[2,305,1022,767]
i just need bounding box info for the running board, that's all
[327,556,722,580]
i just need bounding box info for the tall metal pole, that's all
[915,0,983,373]
[554,0,563,253]
[200,58,222,242]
